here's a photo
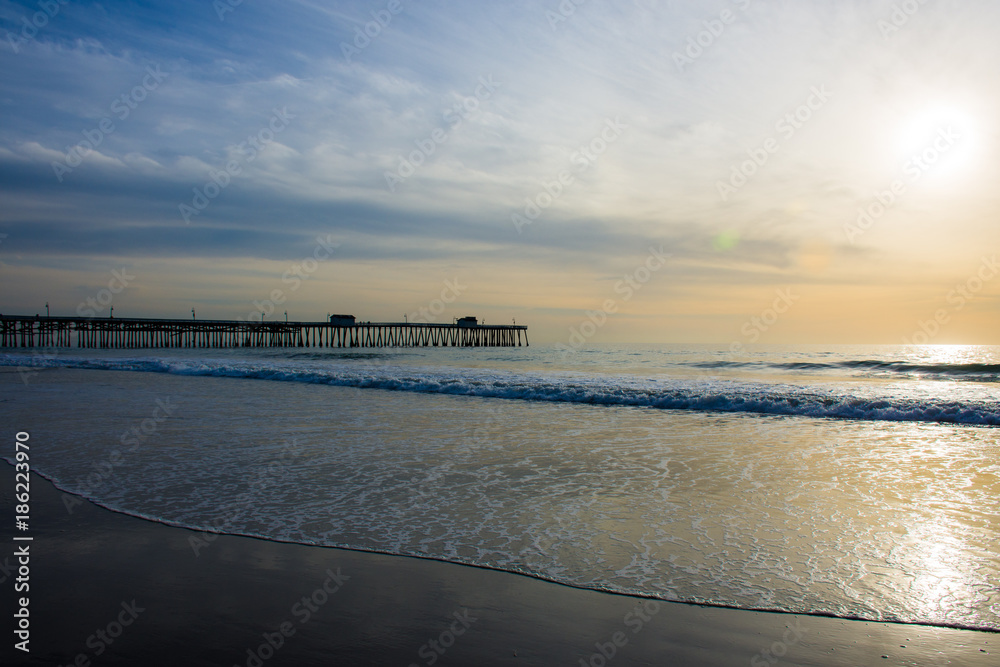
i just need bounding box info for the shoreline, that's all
[1,467,994,666]
[22,467,1000,637]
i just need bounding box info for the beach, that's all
[2,346,998,666]
[2,468,994,666]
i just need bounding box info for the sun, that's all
[895,105,979,183]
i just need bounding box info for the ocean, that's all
[1,343,998,632]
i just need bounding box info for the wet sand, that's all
[0,467,993,666]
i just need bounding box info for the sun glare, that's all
[895,105,980,183]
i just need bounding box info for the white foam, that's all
[2,353,997,425]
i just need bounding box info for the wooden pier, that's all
[0,316,528,349]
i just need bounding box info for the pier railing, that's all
[0,316,528,349]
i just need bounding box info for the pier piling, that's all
[0,316,528,349]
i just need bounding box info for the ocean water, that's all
[1,343,998,632]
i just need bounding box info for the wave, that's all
[3,354,998,426]
[6,462,997,634]
[693,359,1000,380]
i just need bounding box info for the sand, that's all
[0,468,994,666]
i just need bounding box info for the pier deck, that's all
[0,316,528,349]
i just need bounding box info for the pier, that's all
[0,315,528,349]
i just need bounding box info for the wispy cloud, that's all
[2,0,999,341]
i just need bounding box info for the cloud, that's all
[2,0,999,340]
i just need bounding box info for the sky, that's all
[1,0,998,346]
